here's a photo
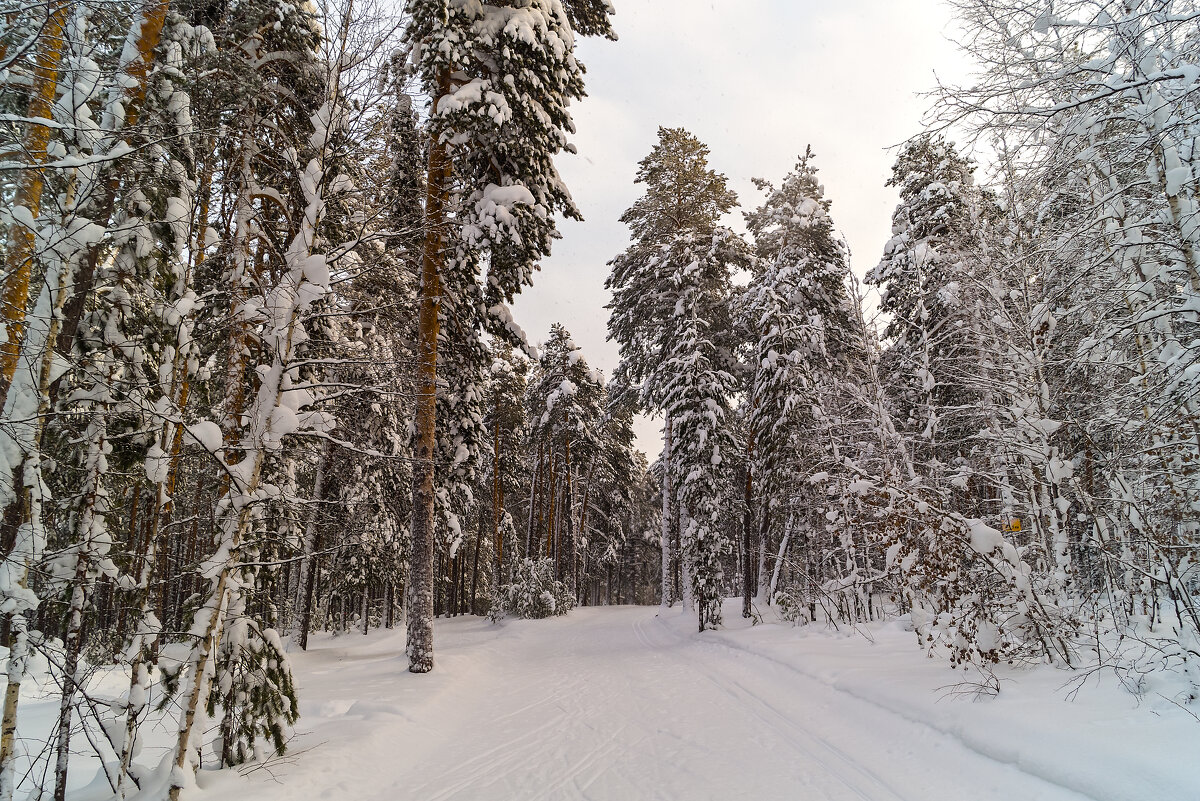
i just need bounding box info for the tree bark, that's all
[661,417,674,606]
[471,509,482,613]
[296,444,328,650]
[742,457,755,618]
[769,515,793,603]
[0,0,70,406]
[492,416,503,582]
[407,70,452,674]
[525,443,542,559]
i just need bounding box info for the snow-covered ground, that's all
[26,600,1200,800]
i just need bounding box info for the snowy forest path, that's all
[252,606,1098,801]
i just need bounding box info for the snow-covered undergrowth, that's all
[490,557,575,620]
[14,599,1196,801]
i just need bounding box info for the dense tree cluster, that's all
[607,2,1200,701]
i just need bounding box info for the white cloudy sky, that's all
[510,0,974,456]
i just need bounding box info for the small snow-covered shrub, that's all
[490,558,574,621]
[773,586,816,625]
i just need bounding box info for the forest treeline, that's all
[1,0,1199,798]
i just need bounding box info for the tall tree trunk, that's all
[769,515,793,604]
[0,0,70,407]
[471,512,482,613]
[492,416,503,582]
[295,443,328,649]
[546,458,557,562]
[384,583,395,629]
[755,507,771,604]
[407,70,451,674]
[564,431,574,592]
[525,443,542,558]
[661,417,674,607]
[742,456,754,618]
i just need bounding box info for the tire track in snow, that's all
[632,614,905,801]
[410,680,583,801]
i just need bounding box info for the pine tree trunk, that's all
[493,417,503,582]
[0,0,70,407]
[742,457,754,618]
[407,70,451,674]
[661,417,674,606]
[384,583,395,629]
[470,517,481,613]
[525,444,542,559]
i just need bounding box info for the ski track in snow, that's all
[210,604,1137,801]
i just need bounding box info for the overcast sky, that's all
[510,0,973,456]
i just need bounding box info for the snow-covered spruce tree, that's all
[607,127,749,629]
[491,554,574,619]
[738,148,867,619]
[660,299,742,631]
[402,0,614,673]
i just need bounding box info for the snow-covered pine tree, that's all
[402,0,613,672]
[607,127,749,629]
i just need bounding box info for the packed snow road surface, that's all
[218,604,1177,801]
